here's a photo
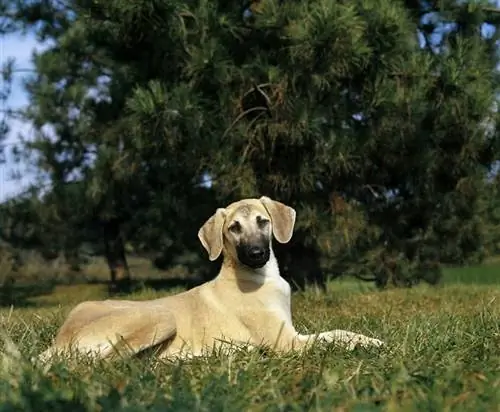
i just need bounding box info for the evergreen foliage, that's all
[1,0,500,288]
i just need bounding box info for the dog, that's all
[38,196,384,364]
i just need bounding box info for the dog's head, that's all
[198,196,296,269]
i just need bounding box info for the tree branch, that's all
[222,106,269,139]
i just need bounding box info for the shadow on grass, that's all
[0,282,57,308]
[103,277,206,296]
[0,276,206,308]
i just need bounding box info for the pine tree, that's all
[191,0,500,287]
[1,0,222,289]
[1,0,499,290]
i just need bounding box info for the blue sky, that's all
[0,32,44,201]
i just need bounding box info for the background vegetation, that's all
[0,0,499,292]
[0,1,499,410]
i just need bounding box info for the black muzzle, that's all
[237,244,270,269]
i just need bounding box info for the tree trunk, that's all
[103,219,131,294]
[273,234,327,292]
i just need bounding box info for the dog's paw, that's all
[366,337,385,348]
[347,335,385,351]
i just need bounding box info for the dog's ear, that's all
[259,196,296,244]
[198,208,226,261]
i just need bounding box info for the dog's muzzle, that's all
[237,244,270,269]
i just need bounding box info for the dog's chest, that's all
[265,278,292,316]
[236,277,293,328]
[273,276,292,297]
[208,277,291,323]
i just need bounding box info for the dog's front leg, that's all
[293,330,384,351]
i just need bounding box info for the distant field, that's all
[442,261,500,285]
[0,260,499,410]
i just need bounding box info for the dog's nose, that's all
[248,246,265,260]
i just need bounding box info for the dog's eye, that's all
[256,216,270,228]
[229,222,241,234]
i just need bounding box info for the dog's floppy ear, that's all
[259,196,296,244]
[198,208,226,261]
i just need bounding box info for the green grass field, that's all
[0,262,499,411]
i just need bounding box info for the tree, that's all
[194,0,500,287]
[1,0,499,291]
[479,171,500,257]
[1,0,222,291]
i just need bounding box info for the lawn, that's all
[0,262,499,411]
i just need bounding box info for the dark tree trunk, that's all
[102,219,131,294]
[273,238,327,292]
[64,249,81,273]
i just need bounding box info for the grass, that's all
[0,261,499,411]
[442,261,500,285]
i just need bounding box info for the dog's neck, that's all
[218,249,282,285]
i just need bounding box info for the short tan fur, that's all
[38,197,383,364]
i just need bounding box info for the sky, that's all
[0,32,44,201]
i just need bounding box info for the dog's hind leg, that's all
[38,303,177,364]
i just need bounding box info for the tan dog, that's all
[38,197,383,364]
